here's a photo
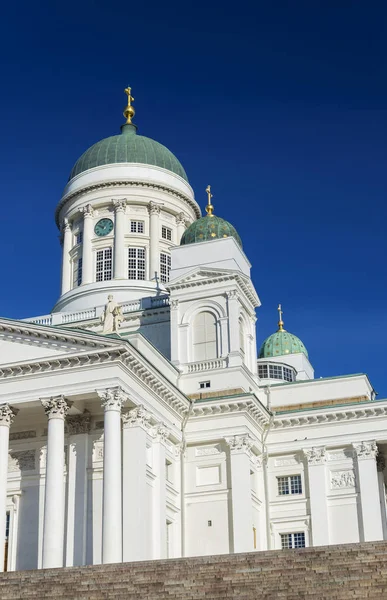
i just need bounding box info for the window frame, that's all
[161,225,172,241]
[280,532,306,549]
[130,220,145,234]
[277,474,303,496]
[199,381,211,389]
[128,247,146,280]
[73,257,83,287]
[96,247,113,282]
[160,252,171,283]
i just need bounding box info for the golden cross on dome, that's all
[277,303,285,331]
[123,86,135,124]
[205,185,214,216]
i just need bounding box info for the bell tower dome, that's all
[53,88,200,314]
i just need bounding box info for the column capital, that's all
[225,434,253,455]
[175,212,186,226]
[148,201,161,216]
[303,446,326,465]
[122,405,152,430]
[170,299,179,310]
[152,422,170,444]
[98,387,128,412]
[41,396,71,420]
[80,203,94,218]
[61,218,71,234]
[226,290,239,301]
[66,412,91,435]
[353,440,378,461]
[0,404,18,427]
[112,198,127,213]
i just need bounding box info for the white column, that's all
[152,423,169,559]
[376,455,387,540]
[122,406,150,562]
[80,204,94,285]
[226,290,242,366]
[175,212,186,244]
[353,441,383,541]
[60,218,72,295]
[113,199,127,279]
[303,447,329,546]
[170,299,180,365]
[41,395,70,569]
[65,413,90,567]
[98,388,127,564]
[226,435,254,553]
[0,404,17,573]
[148,202,161,281]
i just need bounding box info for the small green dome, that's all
[180,215,242,247]
[259,329,308,359]
[69,123,188,182]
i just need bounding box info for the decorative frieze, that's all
[9,430,36,441]
[122,405,152,429]
[41,396,71,419]
[98,387,128,412]
[353,441,378,461]
[303,447,326,465]
[330,470,356,489]
[0,404,18,427]
[196,445,221,457]
[66,412,91,435]
[274,455,300,467]
[327,449,352,461]
[8,450,36,472]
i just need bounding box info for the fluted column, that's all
[122,405,150,562]
[152,423,169,559]
[113,199,127,280]
[98,387,127,564]
[303,446,329,546]
[80,204,94,285]
[0,404,17,572]
[175,212,186,245]
[60,218,72,295]
[353,441,383,541]
[41,395,71,568]
[225,435,254,553]
[148,202,161,281]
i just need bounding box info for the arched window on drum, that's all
[192,311,217,361]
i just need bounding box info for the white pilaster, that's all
[148,202,161,281]
[122,406,150,562]
[113,199,127,279]
[225,435,253,553]
[219,316,229,357]
[0,405,16,573]
[60,218,72,295]
[175,212,186,245]
[303,447,329,546]
[152,423,169,559]
[226,290,242,366]
[80,204,94,285]
[65,413,91,567]
[377,455,387,540]
[41,395,70,569]
[353,441,383,542]
[170,299,180,365]
[99,388,127,564]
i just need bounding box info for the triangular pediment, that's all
[168,266,241,288]
[0,318,119,367]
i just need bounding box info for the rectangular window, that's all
[199,381,211,389]
[269,364,283,379]
[160,253,171,283]
[130,221,144,234]
[283,367,294,382]
[73,257,83,287]
[96,248,112,282]
[162,226,172,241]
[258,364,268,379]
[280,532,305,549]
[76,230,83,245]
[128,247,146,280]
[277,475,302,496]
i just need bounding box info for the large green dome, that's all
[180,214,242,247]
[259,329,308,359]
[69,123,188,182]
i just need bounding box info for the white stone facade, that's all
[0,118,386,573]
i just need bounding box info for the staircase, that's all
[1,541,387,599]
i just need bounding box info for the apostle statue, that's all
[100,295,124,334]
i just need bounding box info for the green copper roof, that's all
[180,215,242,247]
[258,329,308,359]
[69,123,188,182]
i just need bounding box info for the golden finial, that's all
[277,303,285,331]
[123,86,135,124]
[205,185,214,216]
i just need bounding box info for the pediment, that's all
[168,266,240,288]
[0,318,118,367]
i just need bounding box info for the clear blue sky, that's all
[0,1,386,395]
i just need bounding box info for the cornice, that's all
[55,180,201,227]
[273,403,387,429]
[0,346,189,417]
[192,396,269,429]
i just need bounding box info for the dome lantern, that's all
[258,304,309,359]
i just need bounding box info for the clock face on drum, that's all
[94,218,114,237]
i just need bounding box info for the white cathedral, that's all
[0,88,386,573]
